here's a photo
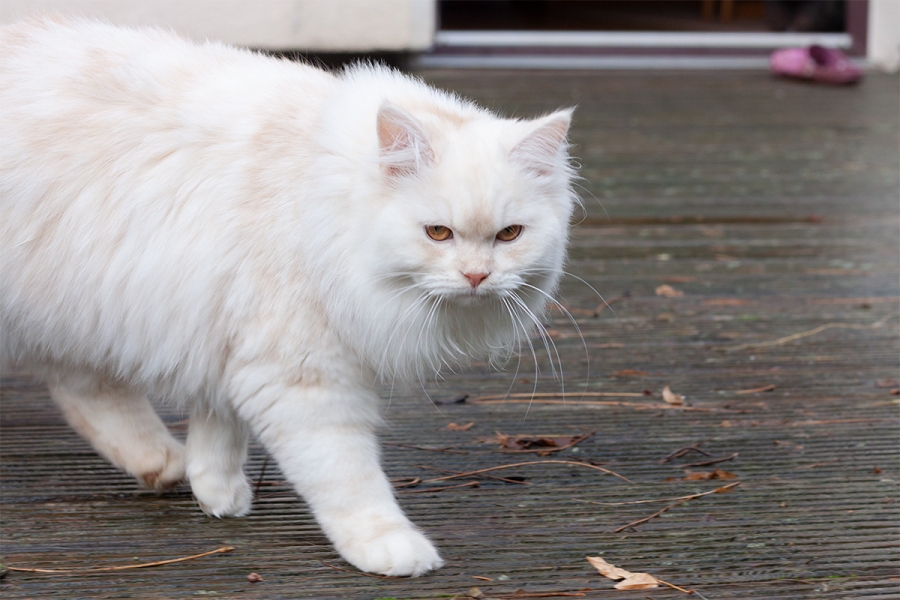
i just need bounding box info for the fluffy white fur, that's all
[0,17,577,577]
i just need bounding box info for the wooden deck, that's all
[2,70,898,599]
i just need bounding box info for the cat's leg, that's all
[232,376,443,577]
[185,403,252,517]
[47,373,186,490]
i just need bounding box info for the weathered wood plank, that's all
[2,70,898,599]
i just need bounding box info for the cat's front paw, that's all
[189,470,252,517]
[336,523,444,577]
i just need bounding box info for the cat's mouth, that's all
[444,286,501,306]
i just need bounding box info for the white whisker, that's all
[519,282,591,404]
[510,292,564,399]
[561,271,616,317]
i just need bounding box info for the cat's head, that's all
[370,101,575,298]
[354,99,578,379]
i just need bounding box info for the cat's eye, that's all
[425,225,453,241]
[496,225,523,242]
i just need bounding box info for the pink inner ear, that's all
[510,111,572,177]
[377,103,434,177]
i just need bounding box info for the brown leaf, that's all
[585,556,631,580]
[682,469,738,481]
[613,369,647,377]
[482,431,595,456]
[661,386,684,406]
[247,572,264,583]
[655,284,683,298]
[445,422,475,432]
[587,557,659,590]
[614,572,660,590]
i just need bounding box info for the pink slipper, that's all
[770,45,863,84]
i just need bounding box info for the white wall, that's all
[0,0,437,51]
[868,0,900,72]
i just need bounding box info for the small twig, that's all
[680,452,738,468]
[594,292,631,316]
[7,546,234,574]
[469,396,724,412]
[391,476,422,488]
[398,481,479,494]
[661,445,711,464]
[686,586,711,599]
[614,482,740,533]
[724,314,894,351]
[473,392,647,401]
[734,384,776,394]
[422,459,632,484]
[383,442,469,454]
[498,592,587,598]
[415,464,529,485]
[253,455,269,499]
[573,484,742,506]
[657,578,695,594]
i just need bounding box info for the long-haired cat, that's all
[0,17,577,576]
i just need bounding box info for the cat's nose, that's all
[463,272,489,288]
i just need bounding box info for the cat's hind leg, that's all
[48,373,186,490]
[185,403,252,517]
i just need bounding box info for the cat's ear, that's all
[377,102,435,178]
[510,108,573,177]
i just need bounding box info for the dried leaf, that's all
[682,469,737,481]
[445,422,475,432]
[655,284,683,298]
[585,556,632,580]
[482,432,593,455]
[613,369,647,377]
[614,572,660,590]
[467,587,484,598]
[661,386,684,406]
[587,557,660,591]
[247,572,263,583]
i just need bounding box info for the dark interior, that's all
[439,1,847,33]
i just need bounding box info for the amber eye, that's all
[425,225,453,241]
[496,225,523,242]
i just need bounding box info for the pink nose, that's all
[464,272,489,288]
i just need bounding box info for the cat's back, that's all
[0,17,337,388]
[0,16,334,145]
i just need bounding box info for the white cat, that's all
[0,17,577,576]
